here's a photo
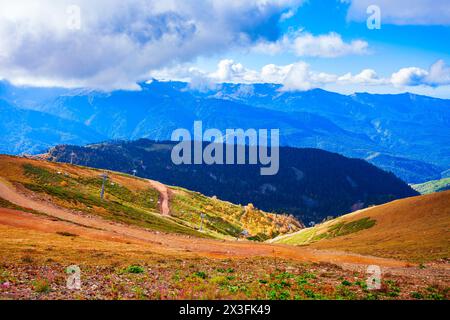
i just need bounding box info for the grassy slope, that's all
[275,191,450,262]
[0,155,299,240]
[169,187,301,241]
[412,177,450,195]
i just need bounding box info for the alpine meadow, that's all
[0,0,448,309]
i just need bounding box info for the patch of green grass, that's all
[277,228,316,245]
[410,292,423,299]
[210,276,228,286]
[302,288,320,299]
[427,292,444,300]
[354,280,368,290]
[341,280,352,286]
[267,289,290,300]
[123,265,145,274]
[317,217,376,240]
[79,177,159,211]
[412,177,450,195]
[364,292,380,300]
[24,164,64,185]
[277,217,376,245]
[296,272,316,284]
[193,271,208,279]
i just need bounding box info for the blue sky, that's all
[0,0,449,97]
[186,0,450,97]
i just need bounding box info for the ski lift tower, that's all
[70,152,76,165]
[100,172,109,200]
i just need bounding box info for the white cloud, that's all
[344,0,450,26]
[0,0,302,90]
[252,31,369,58]
[339,69,386,85]
[209,59,260,83]
[291,32,368,58]
[426,60,450,87]
[260,64,296,83]
[280,9,296,21]
[391,67,428,87]
[390,60,450,87]
[281,62,315,91]
[151,59,362,90]
[150,59,450,93]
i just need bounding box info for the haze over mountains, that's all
[1,80,449,183]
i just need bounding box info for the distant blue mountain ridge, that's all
[0,80,448,183]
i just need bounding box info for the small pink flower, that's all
[1,282,10,289]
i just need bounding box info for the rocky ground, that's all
[1,258,448,300]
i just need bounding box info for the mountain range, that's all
[1,80,449,183]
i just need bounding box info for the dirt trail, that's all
[148,180,171,216]
[0,179,413,268]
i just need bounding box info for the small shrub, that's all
[302,288,317,299]
[56,231,78,237]
[341,280,352,286]
[354,280,368,290]
[124,265,145,274]
[33,279,51,293]
[21,255,34,264]
[410,292,423,299]
[194,271,207,279]
[427,293,444,300]
[210,276,228,286]
[278,290,290,300]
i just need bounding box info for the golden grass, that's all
[0,224,178,267]
[277,191,450,262]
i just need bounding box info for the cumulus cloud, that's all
[151,59,363,91]
[0,0,302,90]
[390,60,450,87]
[339,69,386,85]
[344,0,450,26]
[209,59,260,83]
[391,67,428,87]
[150,59,450,92]
[252,31,369,57]
[426,60,450,87]
[291,32,368,58]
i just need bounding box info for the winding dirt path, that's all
[148,180,171,216]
